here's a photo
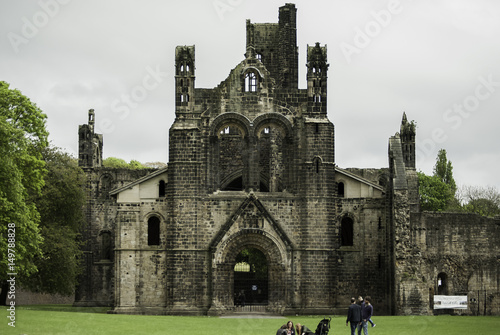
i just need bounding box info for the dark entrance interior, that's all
[233,247,268,306]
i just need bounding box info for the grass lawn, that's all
[1,305,499,335]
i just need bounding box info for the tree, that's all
[103,157,146,169]
[0,81,48,304]
[418,172,454,212]
[457,185,500,217]
[433,149,457,195]
[102,157,128,168]
[21,147,86,295]
[418,149,458,212]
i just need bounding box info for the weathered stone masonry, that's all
[74,4,500,316]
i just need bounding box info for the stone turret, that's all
[78,109,102,169]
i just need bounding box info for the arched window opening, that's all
[245,72,258,92]
[437,273,448,295]
[256,53,262,61]
[341,217,354,246]
[148,216,160,246]
[159,180,166,197]
[180,65,184,73]
[100,231,112,260]
[186,65,190,73]
[338,182,345,197]
[234,248,268,306]
[315,160,320,174]
[222,176,243,191]
[218,124,245,191]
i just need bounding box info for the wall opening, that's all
[245,72,258,92]
[147,216,160,246]
[341,217,354,246]
[159,180,166,197]
[233,247,268,306]
[338,182,345,197]
[222,176,244,191]
[100,231,112,261]
[437,273,448,295]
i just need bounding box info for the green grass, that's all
[1,305,499,335]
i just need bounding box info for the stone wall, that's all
[74,168,154,307]
[411,212,500,315]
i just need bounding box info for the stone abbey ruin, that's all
[74,4,499,316]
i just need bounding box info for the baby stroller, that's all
[315,317,331,335]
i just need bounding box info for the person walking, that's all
[346,297,361,335]
[358,296,376,327]
[359,296,373,335]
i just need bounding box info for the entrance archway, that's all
[234,248,268,306]
[210,231,289,315]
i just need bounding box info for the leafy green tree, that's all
[103,157,146,169]
[128,159,146,169]
[433,149,457,195]
[418,149,459,212]
[458,185,500,217]
[418,172,455,211]
[0,81,48,304]
[22,147,86,295]
[102,157,128,168]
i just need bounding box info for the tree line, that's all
[419,149,500,217]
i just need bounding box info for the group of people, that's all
[276,320,315,335]
[346,296,376,335]
[275,295,375,335]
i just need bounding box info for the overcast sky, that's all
[1,0,499,191]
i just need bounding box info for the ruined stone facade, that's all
[74,4,500,315]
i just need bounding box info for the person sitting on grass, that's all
[295,323,315,335]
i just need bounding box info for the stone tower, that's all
[78,109,102,169]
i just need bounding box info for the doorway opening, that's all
[233,247,268,306]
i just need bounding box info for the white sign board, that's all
[433,295,467,309]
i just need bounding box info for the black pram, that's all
[314,317,331,335]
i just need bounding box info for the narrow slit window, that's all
[159,180,166,197]
[148,216,160,246]
[341,217,354,246]
[338,182,345,197]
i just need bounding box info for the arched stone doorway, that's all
[209,231,288,315]
[234,247,268,306]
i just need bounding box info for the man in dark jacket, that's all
[360,296,373,335]
[346,297,361,335]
